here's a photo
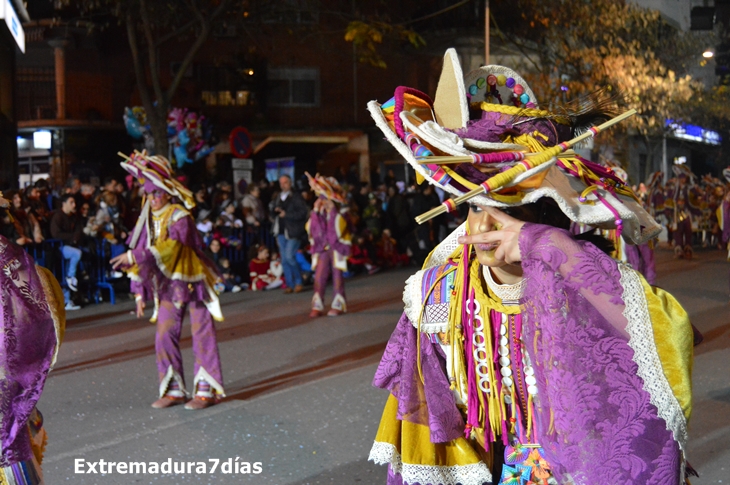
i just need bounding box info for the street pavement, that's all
[39,246,729,484]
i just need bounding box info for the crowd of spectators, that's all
[0,165,466,310]
[7,163,728,312]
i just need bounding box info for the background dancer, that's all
[306,173,352,317]
[111,152,225,410]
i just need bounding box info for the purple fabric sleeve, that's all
[625,242,657,286]
[518,223,682,485]
[373,313,465,443]
[0,236,58,466]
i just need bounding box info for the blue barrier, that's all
[24,223,280,305]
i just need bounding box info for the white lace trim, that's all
[368,441,492,485]
[483,266,525,303]
[424,223,467,270]
[618,264,688,455]
[159,365,188,398]
[403,271,425,327]
[193,367,226,398]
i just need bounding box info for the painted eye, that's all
[468,203,483,213]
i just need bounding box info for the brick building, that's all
[14,1,479,189]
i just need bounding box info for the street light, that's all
[703,49,714,58]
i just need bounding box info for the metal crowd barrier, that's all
[25,223,278,306]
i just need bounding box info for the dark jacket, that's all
[50,210,83,245]
[272,191,309,240]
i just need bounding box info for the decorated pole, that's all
[415,109,636,224]
[416,150,578,165]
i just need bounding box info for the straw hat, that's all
[305,172,348,204]
[368,48,660,244]
[120,151,195,209]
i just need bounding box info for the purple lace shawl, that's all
[129,210,219,303]
[0,237,58,466]
[308,210,351,256]
[373,224,683,485]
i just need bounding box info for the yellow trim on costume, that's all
[35,266,65,367]
[375,394,486,468]
[641,278,694,422]
[149,240,211,283]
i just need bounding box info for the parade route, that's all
[39,247,730,484]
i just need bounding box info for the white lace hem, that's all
[618,264,688,457]
[369,441,492,485]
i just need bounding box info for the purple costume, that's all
[370,224,692,485]
[307,208,351,313]
[127,204,225,398]
[0,235,64,483]
[624,241,657,285]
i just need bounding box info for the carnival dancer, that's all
[671,165,699,259]
[305,173,352,317]
[0,193,65,484]
[111,151,225,410]
[367,49,694,485]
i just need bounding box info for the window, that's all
[199,63,259,107]
[260,0,319,24]
[201,90,253,107]
[267,67,319,107]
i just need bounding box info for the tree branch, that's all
[165,0,235,103]
[139,0,165,107]
[126,10,153,112]
[155,19,197,47]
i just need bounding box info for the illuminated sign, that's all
[666,120,721,146]
[0,0,25,53]
[33,130,52,149]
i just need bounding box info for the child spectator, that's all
[376,228,407,269]
[219,257,243,293]
[248,244,284,291]
[205,238,242,293]
[214,200,243,248]
[348,234,380,275]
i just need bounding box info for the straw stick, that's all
[117,151,131,161]
[414,109,636,224]
[416,150,577,165]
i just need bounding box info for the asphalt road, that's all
[38,246,729,484]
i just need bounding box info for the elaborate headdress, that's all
[646,172,663,191]
[368,48,659,244]
[119,150,195,209]
[671,164,696,185]
[305,172,348,204]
